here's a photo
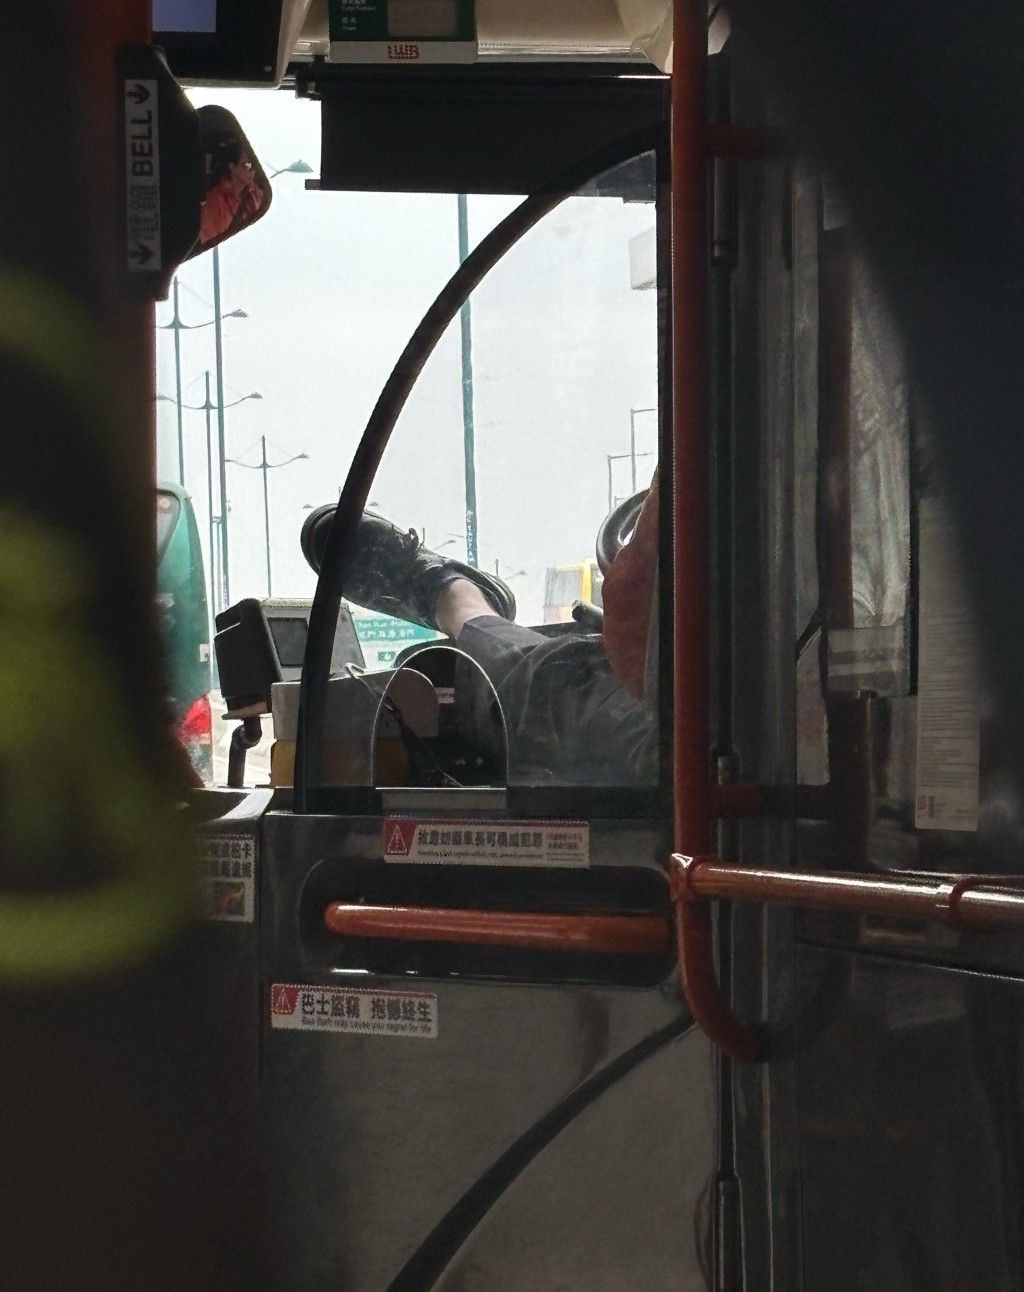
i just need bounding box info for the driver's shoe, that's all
[300,505,516,631]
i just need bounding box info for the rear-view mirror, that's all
[189,104,272,257]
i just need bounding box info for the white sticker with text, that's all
[383,818,590,867]
[123,78,161,271]
[198,833,255,922]
[270,984,437,1039]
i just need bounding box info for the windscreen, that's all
[155,92,662,792]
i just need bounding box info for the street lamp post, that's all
[457,193,479,568]
[607,449,656,511]
[169,280,185,484]
[208,160,308,602]
[227,436,309,597]
[202,373,216,605]
[629,406,657,493]
[159,281,247,486]
[212,246,230,608]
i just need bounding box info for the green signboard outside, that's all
[353,615,438,645]
[328,0,476,63]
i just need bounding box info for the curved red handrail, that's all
[670,852,1024,1064]
[669,0,767,1064]
[324,903,671,956]
[671,855,765,1062]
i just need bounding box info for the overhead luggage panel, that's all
[305,63,667,195]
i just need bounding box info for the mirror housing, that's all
[189,104,272,257]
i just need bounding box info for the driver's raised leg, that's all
[300,505,516,631]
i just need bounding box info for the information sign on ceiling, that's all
[328,0,477,63]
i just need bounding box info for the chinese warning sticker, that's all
[197,833,255,922]
[270,984,437,1039]
[383,818,590,867]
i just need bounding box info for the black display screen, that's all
[152,0,217,33]
[268,617,309,669]
[153,0,284,84]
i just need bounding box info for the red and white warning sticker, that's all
[383,818,589,868]
[270,983,437,1039]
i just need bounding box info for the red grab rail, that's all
[670,853,1024,1063]
[674,856,1024,933]
[325,903,672,956]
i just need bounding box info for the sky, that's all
[156,87,659,626]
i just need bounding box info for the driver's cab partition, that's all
[199,63,718,1292]
[278,60,672,825]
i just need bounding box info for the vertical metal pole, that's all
[212,244,230,606]
[171,277,185,485]
[671,0,711,859]
[213,532,222,622]
[608,455,614,512]
[261,435,273,597]
[457,193,479,567]
[707,59,748,1270]
[204,370,216,621]
[629,408,657,495]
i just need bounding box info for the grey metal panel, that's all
[434,1030,715,1292]
[259,810,699,1291]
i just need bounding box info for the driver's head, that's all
[600,477,659,699]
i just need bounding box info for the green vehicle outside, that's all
[156,484,213,778]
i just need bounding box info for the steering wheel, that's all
[595,490,648,575]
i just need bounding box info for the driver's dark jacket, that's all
[455,616,656,786]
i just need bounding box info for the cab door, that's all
[718,84,1024,1287]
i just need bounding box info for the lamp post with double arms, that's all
[159,282,247,487]
[607,449,656,512]
[457,192,479,568]
[226,435,309,597]
[629,406,657,493]
[209,160,309,593]
[267,159,314,179]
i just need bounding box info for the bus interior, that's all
[6,3,1024,1290]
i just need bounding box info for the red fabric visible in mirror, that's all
[601,477,659,698]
